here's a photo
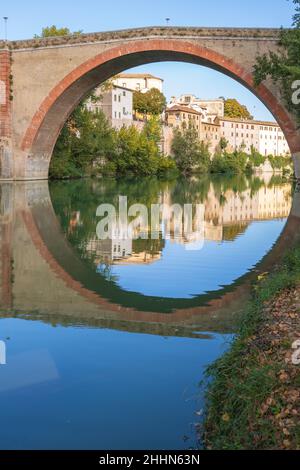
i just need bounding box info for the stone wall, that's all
[0,50,12,178]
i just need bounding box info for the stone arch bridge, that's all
[0,27,299,180]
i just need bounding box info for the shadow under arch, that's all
[21,39,300,177]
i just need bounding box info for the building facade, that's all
[170,95,224,121]
[168,95,290,157]
[165,105,221,153]
[113,73,164,93]
[165,105,202,132]
[86,85,133,129]
[220,117,290,156]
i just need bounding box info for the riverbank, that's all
[203,246,300,450]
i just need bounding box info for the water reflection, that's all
[0,174,297,329]
[49,174,293,306]
[0,175,299,450]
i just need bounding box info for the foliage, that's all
[224,98,253,120]
[35,25,82,38]
[293,0,300,28]
[247,146,266,169]
[171,126,210,176]
[210,149,248,174]
[254,2,300,124]
[114,124,162,176]
[50,100,173,178]
[203,244,300,450]
[133,88,167,116]
[50,103,115,179]
[268,154,292,170]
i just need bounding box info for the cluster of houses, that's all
[86,73,290,158]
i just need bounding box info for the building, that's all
[165,105,221,153]
[220,117,290,156]
[113,73,164,93]
[86,85,133,129]
[199,119,221,150]
[170,95,224,121]
[165,105,202,132]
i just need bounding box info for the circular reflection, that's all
[50,174,292,303]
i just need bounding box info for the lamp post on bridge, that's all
[3,17,8,41]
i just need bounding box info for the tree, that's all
[35,25,82,38]
[224,99,253,120]
[254,1,300,124]
[171,126,210,176]
[114,125,162,176]
[293,0,300,27]
[50,105,115,178]
[133,89,167,116]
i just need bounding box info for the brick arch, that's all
[21,39,300,178]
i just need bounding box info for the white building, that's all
[170,95,224,121]
[86,85,133,130]
[113,73,164,93]
[220,117,290,156]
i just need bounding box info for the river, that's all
[0,173,295,449]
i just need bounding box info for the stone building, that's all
[165,105,202,132]
[165,105,221,153]
[169,95,224,121]
[220,117,290,156]
[199,119,221,150]
[86,85,133,130]
[113,73,164,93]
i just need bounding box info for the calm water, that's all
[0,174,295,449]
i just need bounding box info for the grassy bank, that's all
[203,246,300,450]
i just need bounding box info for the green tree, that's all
[248,146,266,168]
[50,105,115,179]
[171,126,210,176]
[224,98,253,120]
[210,149,248,174]
[35,25,82,38]
[254,1,300,124]
[293,0,300,27]
[114,125,162,176]
[133,89,167,116]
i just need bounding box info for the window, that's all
[123,91,126,97]
[118,95,121,103]
[123,107,126,115]
[114,95,117,102]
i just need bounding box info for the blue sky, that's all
[1,0,295,121]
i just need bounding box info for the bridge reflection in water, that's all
[0,175,298,338]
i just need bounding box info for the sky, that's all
[0,0,295,121]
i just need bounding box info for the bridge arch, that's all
[20,39,300,179]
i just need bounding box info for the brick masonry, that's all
[1,28,300,179]
[0,49,12,178]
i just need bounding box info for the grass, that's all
[203,246,300,450]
